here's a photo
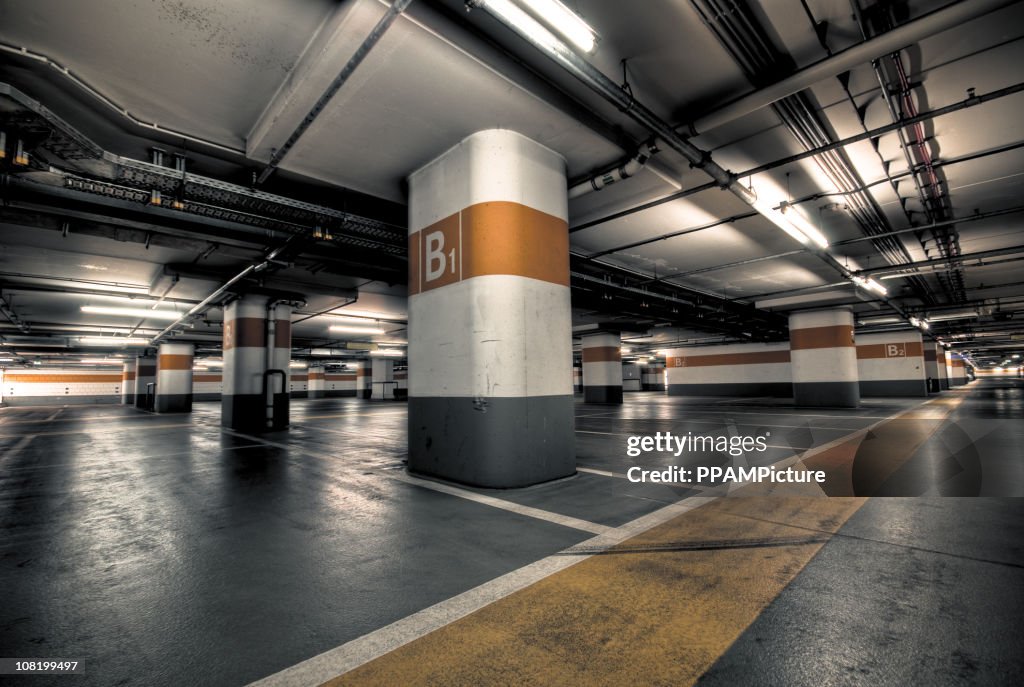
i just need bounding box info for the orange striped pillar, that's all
[581,332,622,404]
[789,309,859,407]
[923,341,948,391]
[406,129,574,488]
[121,360,136,405]
[946,350,968,386]
[222,295,292,431]
[308,365,326,399]
[155,342,194,412]
[357,360,372,399]
[133,356,156,410]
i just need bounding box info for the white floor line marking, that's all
[383,471,610,536]
[1,435,35,463]
[246,495,716,687]
[0,422,192,439]
[44,409,63,421]
[247,394,942,687]
[577,419,867,432]
[247,395,950,687]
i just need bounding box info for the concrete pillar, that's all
[134,356,156,410]
[923,341,947,392]
[308,365,325,398]
[394,367,408,398]
[155,342,194,413]
[790,308,859,407]
[121,360,136,405]
[357,360,372,399]
[406,129,574,488]
[946,351,968,386]
[222,295,291,432]
[268,302,292,427]
[371,358,394,400]
[573,365,582,394]
[582,332,622,404]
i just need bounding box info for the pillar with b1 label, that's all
[371,358,394,399]
[155,342,194,413]
[121,360,136,405]
[581,332,623,404]
[134,356,156,410]
[406,129,574,488]
[789,308,859,407]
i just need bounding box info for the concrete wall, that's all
[290,373,308,398]
[666,342,792,397]
[622,363,641,391]
[325,372,357,397]
[193,373,223,402]
[642,365,665,391]
[1,369,122,405]
[856,332,927,397]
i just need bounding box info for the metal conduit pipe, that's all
[568,141,659,199]
[0,44,245,157]
[468,0,756,206]
[257,0,413,184]
[683,0,1016,135]
[570,81,1024,234]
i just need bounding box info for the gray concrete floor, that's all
[1,378,1021,685]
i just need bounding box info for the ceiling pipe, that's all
[467,0,757,205]
[571,81,1024,234]
[857,244,1024,278]
[568,141,659,199]
[256,0,414,184]
[150,236,307,345]
[682,0,1016,136]
[0,293,30,333]
[0,46,244,157]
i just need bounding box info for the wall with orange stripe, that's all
[855,332,927,396]
[665,343,793,397]
[1,369,123,406]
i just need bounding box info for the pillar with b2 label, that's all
[155,342,194,413]
[406,129,575,488]
[789,308,859,407]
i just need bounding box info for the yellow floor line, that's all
[318,394,968,686]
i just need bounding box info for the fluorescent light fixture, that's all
[851,275,887,296]
[754,200,810,245]
[518,0,598,53]
[857,316,902,325]
[620,346,631,353]
[79,359,123,365]
[60,281,149,295]
[82,305,183,320]
[909,317,929,330]
[477,0,563,52]
[779,204,829,249]
[378,340,408,346]
[328,325,386,335]
[79,336,150,345]
[289,361,308,369]
[0,357,15,362]
[370,349,404,357]
[925,310,978,322]
[332,309,405,321]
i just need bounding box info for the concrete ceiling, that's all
[1,0,1023,368]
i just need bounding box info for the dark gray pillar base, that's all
[667,382,793,397]
[940,379,950,390]
[290,390,308,399]
[223,394,268,433]
[155,393,193,413]
[584,385,623,404]
[859,379,927,397]
[308,390,326,399]
[793,381,859,408]
[122,394,136,405]
[326,390,357,397]
[409,395,575,488]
